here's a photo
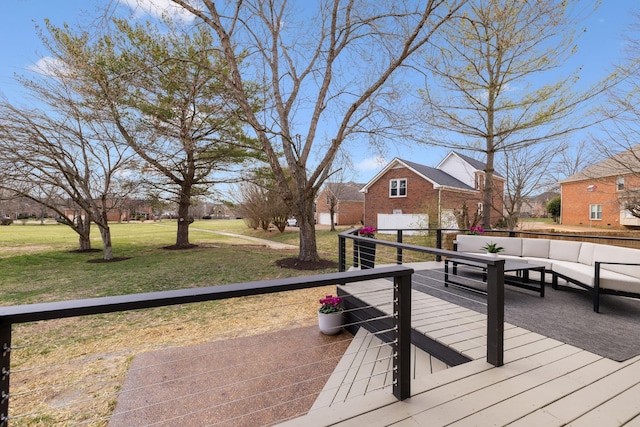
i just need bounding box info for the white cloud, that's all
[27,56,67,77]
[120,0,196,24]
[355,156,386,172]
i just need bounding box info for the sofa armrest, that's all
[594,261,640,290]
[595,261,640,267]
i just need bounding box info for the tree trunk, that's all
[77,217,92,251]
[329,208,336,232]
[78,234,92,251]
[98,225,113,261]
[297,201,320,262]
[483,159,494,229]
[175,188,192,248]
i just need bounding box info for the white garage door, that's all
[377,213,428,235]
[318,213,332,225]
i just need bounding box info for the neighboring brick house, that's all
[63,198,154,223]
[560,146,640,228]
[315,181,365,226]
[360,152,504,231]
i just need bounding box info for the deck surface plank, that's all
[279,264,640,426]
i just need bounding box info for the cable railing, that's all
[0,266,414,426]
[339,228,506,368]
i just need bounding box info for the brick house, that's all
[560,146,640,228]
[63,198,154,223]
[360,152,504,231]
[315,182,365,226]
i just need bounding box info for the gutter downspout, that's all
[438,188,442,227]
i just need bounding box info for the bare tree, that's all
[233,168,291,232]
[420,0,617,229]
[498,144,565,229]
[552,139,599,182]
[43,18,262,249]
[168,0,467,262]
[0,100,134,259]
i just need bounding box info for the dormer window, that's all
[390,178,407,197]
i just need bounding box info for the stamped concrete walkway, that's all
[110,325,352,426]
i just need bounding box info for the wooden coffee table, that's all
[444,257,545,297]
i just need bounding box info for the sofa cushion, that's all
[455,234,485,253]
[551,260,595,287]
[577,242,596,266]
[521,238,550,259]
[520,256,553,270]
[549,240,582,263]
[455,235,522,256]
[598,269,640,293]
[593,245,640,280]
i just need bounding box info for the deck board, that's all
[278,264,640,426]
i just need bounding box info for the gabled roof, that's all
[360,157,475,193]
[437,151,505,179]
[401,159,475,190]
[321,182,365,202]
[561,145,640,184]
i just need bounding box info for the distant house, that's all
[360,152,504,231]
[520,191,559,218]
[315,181,365,226]
[560,145,640,228]
[63,198,154,223]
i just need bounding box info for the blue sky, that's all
[1,1,638,185]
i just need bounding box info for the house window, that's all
[477,202,483,216]
[590,204,602,220]
[390,179,407,197]
[475,174,482,190]
[617,176,625,191]
[326,194,330,205]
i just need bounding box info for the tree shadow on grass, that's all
[275,257,338,270]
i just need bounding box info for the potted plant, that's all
[481,242,504,256]
[467,225,484,235]
[318,295,343,335]
[357,226,377,269]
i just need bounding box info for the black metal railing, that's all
[343,227,640,263]
[339,229,505,368]
[0,266,414,425]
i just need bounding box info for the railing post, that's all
[396,230,403,265]
[339,234,346,272]
[393,273,411,400]
[0,323,10,427]
[436,229,443,262]
[486,260,505,367]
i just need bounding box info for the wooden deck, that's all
[279,263,640,426]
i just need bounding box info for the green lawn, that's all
[0,219,342,426]
[0,220,344,305]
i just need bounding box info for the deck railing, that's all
[0,266,414,425]
[339,229,506,367]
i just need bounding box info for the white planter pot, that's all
[318,311,343,335]
[486,252,499,257]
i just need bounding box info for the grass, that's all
[0,219,343,426]
[518,217,555,223]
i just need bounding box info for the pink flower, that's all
[358,227,376,238]
[319,295,343,313]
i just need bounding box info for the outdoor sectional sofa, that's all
[453,234,640,313]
